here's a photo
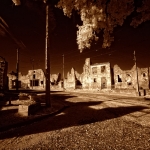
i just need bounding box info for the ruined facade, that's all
[138,67,149,89]
[50,73,61,85]
[90,62,112,90]
[64,58,112,90]
[80,58,112,90]
[64,68,76,89]
[8,69,61,90]
[114,65,149,90]
[6,55,150,95]
[25,69,45,89]
[0,56,8,90]
[81,58,91,89]
[64,57,150,93]
[8,72,23,89]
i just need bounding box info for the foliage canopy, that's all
[7,0,150,52]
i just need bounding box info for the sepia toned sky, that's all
[0,0,150,78]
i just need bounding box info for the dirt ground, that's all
[0,91,150,149]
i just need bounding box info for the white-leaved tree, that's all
[57,0,150,52]
[6,0,150,52]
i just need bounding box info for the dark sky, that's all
[0,0,150,78]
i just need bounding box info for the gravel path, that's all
[0,92,150,149]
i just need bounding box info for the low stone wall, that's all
[145,89,150,96]
[112,89,149,96]
[64,82,76,90]
[112,89,137,96]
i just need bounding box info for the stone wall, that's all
[138,67,149,89]
[8,72,29,89]
[8,69,61,90]
[64,68,76,89]
[27,69,45,89]
[81,58,91,89]
[19,73,30,89]
[78,58,112,90]
[50,73,61,85]
[114,65,136,89]
[112,89,136,96]
[90,62,112,90]
[114,65,149,90]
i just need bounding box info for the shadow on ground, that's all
[0,90,63,109]
[0,91,148,139]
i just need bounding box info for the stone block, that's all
[139,89,146,96]
[19,96,29,100]
[18,102,41,116]
[144,95,150,100]
[18,93,29,100]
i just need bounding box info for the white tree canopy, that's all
[9,0,150,52]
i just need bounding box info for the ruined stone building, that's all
[114,65,149,90]
[7,70,45,90]
[50,73,61,85]
[64,57,150,95]
[90,62,112,90]
[138,67,149,90]
[0,56,8,90]
[80,58,112,90]
[64,68,76,89]
[8,69,61,90]
[6,56,150,95]
[8,72,22,89]
[80,58,91,89]
[26,69,45,89]
[64,58,112,90]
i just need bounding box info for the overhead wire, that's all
[17,22,150,74]
[49,50,116,68]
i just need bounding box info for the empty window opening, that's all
[94,78,97,82]
[101,77,107,89]
[30,80,39,86]
[101,66,106,73]
[127,82,132,85]
[92,67,97,74]
[117,75,122,82]
[126,74,132,85]
[143,73,146,77]
[33,74,36,79]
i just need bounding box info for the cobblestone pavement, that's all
[0,92,150,150]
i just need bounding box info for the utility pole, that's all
[30,58,34,89]
[16,48,19,91]
[134,51,140,96]
[62,54,64,89]
[45,3,50,107]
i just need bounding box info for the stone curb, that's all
[0,105,68,133]
[67,90,144,99]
